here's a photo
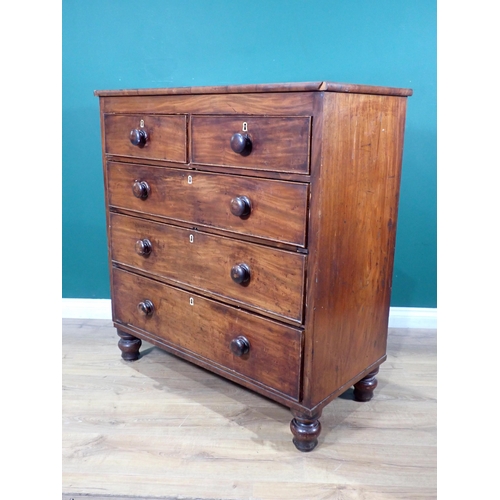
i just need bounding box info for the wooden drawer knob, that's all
[230,195,251,217]
[137,299,154,317]
[230,263,250,284]
[132,180,150,199]
[230,132,252,155]
[230,336,250,356]
[135,238,152,256]
[130,128,148,147]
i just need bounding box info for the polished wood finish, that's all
[302,92,408,410]
[96,81,412,451]
[94,80,413,97]
[191,115,311,173]
[229,195,252,217]
[230,263,251,285]
[230,132,252,155]
[104,114,187,163]
[109,212,306,323]
[112,268,304,400]
[116,329,141,361]
[129,127,148,147]
[229,335,250,357]
[107,161,309,246]
[63,320,436,499]
[99,92,316,116]
[290,409,322,452]
[353,368,379,402]
[131,179,150,199]
[134,237,152,256]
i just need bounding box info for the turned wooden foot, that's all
[290,410,322,452]
[117,329,142,361]
[353,368,379,402]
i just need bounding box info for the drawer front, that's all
[112,268,303,400]
[107,161,309,247]
[104,114,187,163]
[191,115,311,173]
[110,213,306,323]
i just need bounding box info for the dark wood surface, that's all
[112,268,303,400]
[107,161,309,247]
[100,92,316,116]
[95,80,413,97]
[116,329,141,361]
[353,368,380,402]
[191,115,311,173]
[290,409,323,452]
[109,212,306,323]
[97,81,412,450]
[104,113,187,163]
[302,92,408,409]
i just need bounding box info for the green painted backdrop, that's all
[62,0,436,307]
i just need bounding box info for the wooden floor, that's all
[62,319,436,500]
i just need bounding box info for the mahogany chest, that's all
[95,81,412,451]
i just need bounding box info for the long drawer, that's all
[110,213,306,323]
[107,161,309,247]
[112,268,303,400]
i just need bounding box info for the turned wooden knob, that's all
[230,195,251,217]
[130,128,148,147]
[132,180,150,199]
[135,238,152,256]
[230,263,250,284]
[137,299,154,317]
[230,336,250,356]
[230,132,252,155]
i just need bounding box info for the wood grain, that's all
[303,92,409,408]
[107,161,309,247]
[109,213,306,323]
[96,82,413,453]
[94,81,327,96]
[112,268,303,400]
[104,113,187,163]
[191,115,311,173]
[94,80,413,97]
[99,92,316,116]
[62,320,436,500]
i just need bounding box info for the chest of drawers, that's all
[95,81,412,451]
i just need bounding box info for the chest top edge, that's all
[94,81,413,98]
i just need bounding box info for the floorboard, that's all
[62,319,437,500]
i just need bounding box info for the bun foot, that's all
[290,410,322,452]
[353,368,379,402]
[117,329,142,361]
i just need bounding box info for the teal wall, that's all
[63,0,436,307]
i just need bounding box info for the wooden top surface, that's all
[94,81,413,97]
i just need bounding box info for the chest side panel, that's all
[303,92,409,407]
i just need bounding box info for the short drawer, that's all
[112,268,303,400]
[191,115,311,173]
[104,113,187,163]
[107,161,309,247]
[110,213,306,323]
